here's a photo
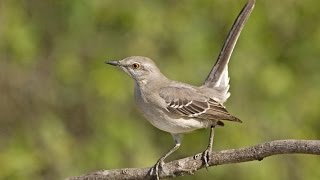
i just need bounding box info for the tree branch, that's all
[67,140,320,180]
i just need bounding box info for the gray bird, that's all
[106,0,255,179]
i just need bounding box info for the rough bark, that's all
[66,140,320,180]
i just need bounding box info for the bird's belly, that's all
[138,103,209,134]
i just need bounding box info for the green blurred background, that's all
[1,0,319,179]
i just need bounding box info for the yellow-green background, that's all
[0,0,319,179]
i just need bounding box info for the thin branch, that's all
[66,139,320,180]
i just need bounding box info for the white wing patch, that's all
[166,97,228,119]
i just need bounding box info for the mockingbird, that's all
[106,0,255,179]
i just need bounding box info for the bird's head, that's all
[106,56,164,84]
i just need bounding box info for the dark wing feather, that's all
[159,86,241,123]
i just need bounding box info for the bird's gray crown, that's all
[106,56,165,84]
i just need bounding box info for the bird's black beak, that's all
[105,60,120,66]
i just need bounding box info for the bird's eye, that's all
[132,63,140,69]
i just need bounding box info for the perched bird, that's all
[106,0,255,179]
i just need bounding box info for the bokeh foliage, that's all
[0,0,319,180]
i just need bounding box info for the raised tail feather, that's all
[203,0,255,92]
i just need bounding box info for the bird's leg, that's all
[150,134,182,180]
[202,126,215,168]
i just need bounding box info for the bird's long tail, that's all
[203,0,255,93]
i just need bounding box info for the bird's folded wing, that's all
[159,86,241,123]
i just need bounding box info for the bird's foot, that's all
[149,158,165,180]
[202,147,212,169]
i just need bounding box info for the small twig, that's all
[66,139,320,180]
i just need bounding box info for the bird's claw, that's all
[202,148,212,169]
[149,158,165,180]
